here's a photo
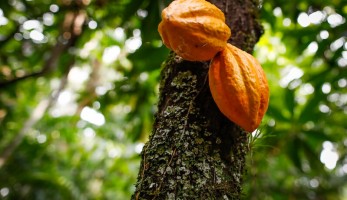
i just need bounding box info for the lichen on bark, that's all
[133,56,247,199]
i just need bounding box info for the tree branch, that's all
[132,0,263,198]
[0,8,87,168]
[0,39,71,88]
[0,9,85,88]
[0,58,74,169]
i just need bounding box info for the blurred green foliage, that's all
[0,0,346,199]
[244,0,347,199]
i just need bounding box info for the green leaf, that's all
[301,140,325,172]
[298,94,321,123]
[140,0,161,42]
[121,0,146,26]
[284,87,295,119]
[287,137,304,172]
[128,45,169,72]
[267,104,290,122]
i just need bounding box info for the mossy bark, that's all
[132,0,263,199]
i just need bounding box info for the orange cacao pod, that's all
[209,44,269,132]
[158,0,231,61]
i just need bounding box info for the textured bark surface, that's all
[132,0,263,199]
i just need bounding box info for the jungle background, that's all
[0,0,347,199]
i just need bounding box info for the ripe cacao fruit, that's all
[158,0,231,61]
[209,44,269,132]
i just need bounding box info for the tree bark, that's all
[132,0,263,199]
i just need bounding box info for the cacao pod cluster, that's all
[158,0,269,132]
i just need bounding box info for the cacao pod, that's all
[158,0,231,61]
[209,44,269,132]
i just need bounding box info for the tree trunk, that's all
[132,0,263,199]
